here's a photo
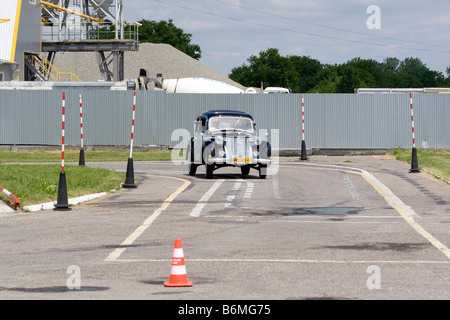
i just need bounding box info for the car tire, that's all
[241,165,250,176]
[205,164,214,179]
[188,162,198,176]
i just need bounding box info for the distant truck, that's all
[263,87,291,94]
[155,75,244,94]
[148,72,291,94]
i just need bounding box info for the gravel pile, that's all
[52,42,244,89]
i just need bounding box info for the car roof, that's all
[197,110,254,120]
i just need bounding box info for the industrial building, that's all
[0,0,41,81]
[0,0,243,90]
[1,0,138,82]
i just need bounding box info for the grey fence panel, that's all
[1,90,61,145]
[1,90,449,149]
[414,94,450,149]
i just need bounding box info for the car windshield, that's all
[208,116,254,133]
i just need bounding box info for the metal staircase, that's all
[25,53,81,82]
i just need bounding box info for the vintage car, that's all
[186,110,272,179]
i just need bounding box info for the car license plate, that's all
[233,157,251,163]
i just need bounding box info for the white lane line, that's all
[298,162,450,260]
[190,179,225,217]
[224,180,254,208]
[273,173,281,199]
[113,258,449,265]
[358,169,450,259]
[105,175,191,262]
[343,174,360,200]
[292,163,419,218]
[244,181,254,198]
[263,220,398,224]
[225,180,242,208]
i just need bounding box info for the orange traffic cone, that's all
[164,238,193,287]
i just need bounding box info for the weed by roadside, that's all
[392,148,450,183]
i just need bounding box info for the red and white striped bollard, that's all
[79,94,85,166]
[123,90,137,188]
[0,186,20,210]
[300,94,307,160]
[409,93,420,173]
[55,91,71,210]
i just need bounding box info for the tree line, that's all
[95,18,202,60]
[99,19,449,93]
[229,48,450,93]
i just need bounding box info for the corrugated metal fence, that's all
[1,90,449,149]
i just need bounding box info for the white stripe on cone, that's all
[170,265,188,275]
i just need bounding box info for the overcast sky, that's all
[122,0,450,78]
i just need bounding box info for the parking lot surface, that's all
[0,155,449,300]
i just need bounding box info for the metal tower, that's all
[40,0,139,81]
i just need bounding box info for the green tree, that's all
[230,51,450,93]
[309,65,340,93]
[397,57,444,87]
[398,57,429,78]
[312,59,376,93]
[229,48,322,93]
[380,57,401,74]
[288,55,322,93]
[336,66,361,93]
[93,19,202,60]
[137,19,201,60]
[229,48,297,90]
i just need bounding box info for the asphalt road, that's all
[0,155,449,300]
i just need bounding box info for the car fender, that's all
[258,141,271,159]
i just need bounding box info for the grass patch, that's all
[0,164,124,208]
[0,149,172,163]
[392,148,450,183]
[0,149,174,210]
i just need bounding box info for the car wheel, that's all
[241,165,250,176]
[259,164,267,179]
[188,162,198,176]
[205,164,214,179]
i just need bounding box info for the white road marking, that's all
[225,180,242,208]
[105,175,191,262]
[244,181,254,198]
[264,220,398,224]
[343,174,360,200]
[224,180,254,208]
[358,168,450,259]
[272,173,281,199]
[190,179,225,217]
[113,258,449,265]
[298,162,450,260]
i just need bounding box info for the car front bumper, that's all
[206,156,272,166]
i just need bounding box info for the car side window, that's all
[201,118,207,132]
